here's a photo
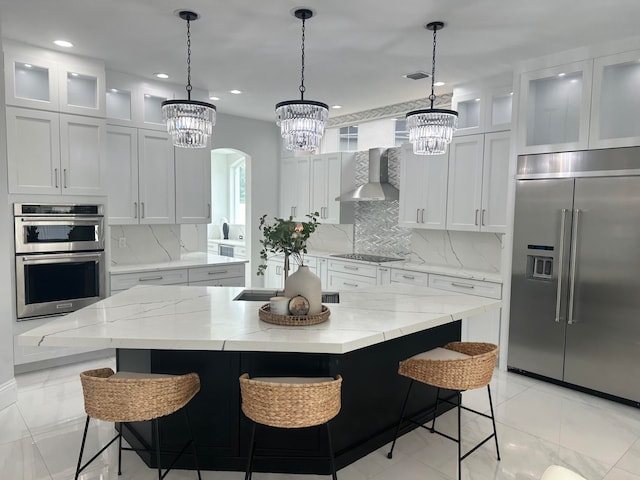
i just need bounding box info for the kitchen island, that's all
[20,284,501,474]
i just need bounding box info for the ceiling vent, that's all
[403,71,430,80]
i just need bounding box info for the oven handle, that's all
[19,217,104,225]
[18,251,104,264]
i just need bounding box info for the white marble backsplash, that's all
[110,225,185,265]
[408,229,503,273]
[306,224,354,253]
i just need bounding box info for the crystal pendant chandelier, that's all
[275,8,328,152]
[162,11,216,148]
[406,21,458,155]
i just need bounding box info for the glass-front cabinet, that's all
[589,49,640,149]
[452,85,512,136]
[486,87,513,132]
[517,60,593,154]
[4,51,105,117]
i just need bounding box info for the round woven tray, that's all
[258,304,330,326]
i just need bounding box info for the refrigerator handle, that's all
[555,208,568,323]
[568,209,580,325]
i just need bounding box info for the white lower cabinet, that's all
[327,259,377,290]
[110,264,245,294]
[390,268,429,287]
[428,273,502,347]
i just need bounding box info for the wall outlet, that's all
[118,237,127,248]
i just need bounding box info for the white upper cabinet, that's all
[309,152,355,224]
[137,130,175,224]
[107,126,175,224]
[589,49,640,149]
[517,60,593,154]
[7,106,106,195]
[175,147,212,224]
[446,135,485,231]
[398,143,448,230]
[4,47,105,117]
[446,131,510,233]
[452,85,512,136]
[280,156,311,221]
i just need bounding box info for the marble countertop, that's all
[208,239,246,247]
[18,284,501,354]
[110,252,248,275]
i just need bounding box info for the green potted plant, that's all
[257,212,320,277]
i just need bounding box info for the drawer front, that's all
[328,271,377,290]
[110,269,189,291]
[188,277,244,287]
[428,274,502,299]
[327,259,377,278]
[188,264,245,283]
[390,268,429,286]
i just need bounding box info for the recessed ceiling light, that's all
[475,98,480,102]
[209,96,220,101]
[154,73,169,79]
[110,88,118,93]
[332,105,343,109]
[23,63,32,68]
[510,92,514,95]
[53,40,73,48]
[558,73,566,77]
[70,72,79,77]
[434,81,445,87]
[229,89,242,95]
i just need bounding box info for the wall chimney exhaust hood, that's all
[336,148,399,202]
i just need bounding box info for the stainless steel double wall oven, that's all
[14,203,106,320]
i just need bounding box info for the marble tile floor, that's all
[1,356,639,480]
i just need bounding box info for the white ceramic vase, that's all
[284,265,322,315]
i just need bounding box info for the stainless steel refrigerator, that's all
[509,147,640,404]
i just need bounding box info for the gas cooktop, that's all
[330,253,404,263]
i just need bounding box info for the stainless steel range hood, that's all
[336,148,399,202]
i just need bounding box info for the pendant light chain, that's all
[429,25,437,108]
[299,16,306,100]
[186,17,192,100]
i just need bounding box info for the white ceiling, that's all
[1,0,639,122]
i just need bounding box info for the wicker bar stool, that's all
[75,368,202,480]
[239,374,343,480]
[387,342,500,480]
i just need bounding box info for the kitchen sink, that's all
[233,289,340,303]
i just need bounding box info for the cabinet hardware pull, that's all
[276,266,281,275]
[208,203,211,219]
[141,202,145,219]
[474,209,479,225]
[481,209,486,226]
[343,265,358,270]
[139,276,163,282]
[208,270,227,275]
[344,282,358,287]
[379,268,388,272]
[63,169,68,188]
[402,275,415,280]
[568,209,580,325]
[54,168,59,188]
[451,282,475,289]
[421,208,425,224]
[555,208,568,323]
[416,208,420,223]
[134,202,138,219]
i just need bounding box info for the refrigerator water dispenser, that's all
[528,255,553,280]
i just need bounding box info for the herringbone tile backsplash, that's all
[354,147,411,258]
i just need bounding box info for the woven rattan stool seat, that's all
[80,368,200,423]
[239,374,342,428]
[398,342,498,391]
[75,368,201,480]
[388,342,500,480]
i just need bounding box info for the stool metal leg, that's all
[430,387,441,433]
[387,379,414,459]
[457,393,462,480]
[154,419,162,480]
[74,416,91,480]
[326,422,338,480]
[184,408,202,479]
[245,422,257,480]
[487,385,500,460]
[118,422,123,475]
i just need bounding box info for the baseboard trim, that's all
[0,377,17,411]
